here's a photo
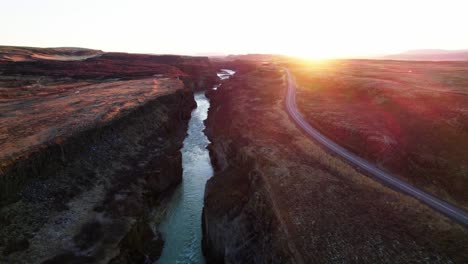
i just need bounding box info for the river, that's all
[156,70,234,264]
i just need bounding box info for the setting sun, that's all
[2,0,468,58]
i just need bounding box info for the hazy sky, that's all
[2,0,468,58]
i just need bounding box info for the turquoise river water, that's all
[156,70,234,264]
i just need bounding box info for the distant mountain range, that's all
[383,49,468,61]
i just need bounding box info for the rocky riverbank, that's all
[202,62,468,263]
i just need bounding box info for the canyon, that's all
[0,46,216,263]
[1,47,468,263]
[202,59,468,263]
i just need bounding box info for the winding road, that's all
[284,68,468,226]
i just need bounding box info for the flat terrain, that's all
[0,46,103,62]
[286,59,468,209]
[203,62,468,263]
[0,75,182,170]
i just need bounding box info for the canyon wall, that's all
[0,47,216,263]
[1,88,195,264]
[202,68,297,264]
[202,63,468,263]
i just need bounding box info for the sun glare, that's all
[233,0,468,59]
[1,0,468,56]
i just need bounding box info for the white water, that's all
[156,92,212,264]
[217,69,235,80]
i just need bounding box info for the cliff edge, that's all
[202,63,468,263]
[0,46,216,263]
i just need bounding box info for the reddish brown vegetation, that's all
[0,47,216,173]
[0,46,215,263]
[287,59,468,209]
[0,46,103,62]
[0,52,185,79]
[203,62,468,263]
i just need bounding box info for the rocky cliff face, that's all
[202,63,468,263]
[202,151,296,264]
[1,88,195,263]
[0,47,216,263]
[202,68,297,264]
[0,48,217,206]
